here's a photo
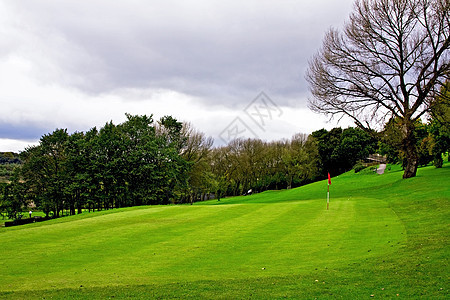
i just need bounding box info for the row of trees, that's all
[209,134,320,197]
[4,116,425,220]
[1,101,448,220]
[0,114,214,219]
[1,113,384,219]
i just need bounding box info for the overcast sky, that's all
[0,0,356,152]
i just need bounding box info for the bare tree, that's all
[306,0,449,178]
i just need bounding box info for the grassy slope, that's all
[0,164,448,299]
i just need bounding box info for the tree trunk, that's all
[70,203,75,216]
[287,175,293,190]
[402,121,418,179]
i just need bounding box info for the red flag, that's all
[328,172,331,185]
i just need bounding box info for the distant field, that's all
[0,163,448,299]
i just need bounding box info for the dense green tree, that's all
[20,129,69,217]
[335,128,378,170]
[94,121,126,209]
[379,118,440,168]
[312,127,378,177]
[429,84,450,167]
[154,116,190,204]
[81,127,102,211]
[157,115,186,152]
[0,169,27,220]
[415,123,434,167]
[378,118,403,164]
[64,131,90,215]
[0,183,7,219]
[311,128,344,177]
[120,114,158,205]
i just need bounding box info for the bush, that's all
[353,162,366,173]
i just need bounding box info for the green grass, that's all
[0,163,448,299]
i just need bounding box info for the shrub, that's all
[353,162,366,173]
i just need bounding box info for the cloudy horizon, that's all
[0,0,356,152]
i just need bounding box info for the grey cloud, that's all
[3,0,354,107]
[0,122,53,141]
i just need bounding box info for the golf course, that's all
[1,163,448,299]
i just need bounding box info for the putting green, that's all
[0,196,405,292]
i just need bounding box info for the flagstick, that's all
[327,183,330,210]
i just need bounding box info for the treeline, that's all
[1,110,448,220]
[209,128,379,197]
[0,152,21,164]
[1,114,214,219]
[0,115,379,219]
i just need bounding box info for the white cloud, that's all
[0,139,38,153]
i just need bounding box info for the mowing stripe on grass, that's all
[1,197,404,292]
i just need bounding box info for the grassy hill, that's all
[0,163,448,299]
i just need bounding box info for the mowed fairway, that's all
[0,164,448,299]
